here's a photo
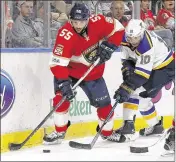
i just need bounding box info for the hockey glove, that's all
[58,79,76,101]
[121,60,135,81]
[97,41,118,64]
[113,83,134,103]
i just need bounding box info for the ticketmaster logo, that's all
[1,69,15,118]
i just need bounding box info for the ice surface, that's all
[1,136,174,161]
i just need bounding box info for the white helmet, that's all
[125,19,146,38]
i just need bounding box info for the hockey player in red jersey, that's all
[43,3,125,144]
[140,0,156,30]
[156,0,175,30]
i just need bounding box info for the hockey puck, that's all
[43,149,50,153]
[130,146,148,153]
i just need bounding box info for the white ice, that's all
[1,135,174,161]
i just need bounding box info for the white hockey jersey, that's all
[120,30,174,79]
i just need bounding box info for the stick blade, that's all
[130,146,148,153]
[9,143,23,151]
[69,141,92,150]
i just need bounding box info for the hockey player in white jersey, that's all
[108,19,175,142]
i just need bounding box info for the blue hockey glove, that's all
[121,60,135,81]
[113,83,134,103]
[97,41,118,64]
[57,79,76,101]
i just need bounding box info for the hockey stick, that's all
[69,99,120,150]
[68,80,174,150]
[130,130,168,153]
[130,80,174,153]
[8,58,100,151]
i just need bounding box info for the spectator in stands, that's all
[124,1,133,16]
[84,0,112,16]
[34,2,68,46]
[156,0,175,31]
[140,0,156,30]
[11,1,43,48]
[110,1,130,27]
[52,0,71,16]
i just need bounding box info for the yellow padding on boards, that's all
[1,116,173,153]
[143,111,157,120]
[123,103,138,110]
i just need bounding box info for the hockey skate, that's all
[43,131,66,145]
[107,120,137,142]
[164,127,175,151]
[139,117,164,136]
[96,125,123,142]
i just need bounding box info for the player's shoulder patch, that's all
[53,44,64,56]
[135,31,153,56]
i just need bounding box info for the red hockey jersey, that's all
[156,8,175,29]
[50,15,124,81]
[140,9,155,30]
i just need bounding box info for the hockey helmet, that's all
[70,3,90,21]
[125,19,146,46]
[125,19,146,38]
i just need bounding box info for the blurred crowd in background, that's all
[1,0,175,48]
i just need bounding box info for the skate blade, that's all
[161,151,174,157]
[42,139,62,145]
[125,132,139,142]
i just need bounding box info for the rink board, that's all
[1,50,174,153]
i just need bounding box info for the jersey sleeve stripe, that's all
[134,67,151,79]
[135,67,151,75]
[153,52,174,70]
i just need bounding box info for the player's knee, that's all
[97,104,114,120]
[53,94,70,113]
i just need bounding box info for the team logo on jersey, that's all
[1,69,15,118]
[82,43,99,63]
[54,44,64,56]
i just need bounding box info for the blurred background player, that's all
[108,19,175,142]
[43,3,125,145]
